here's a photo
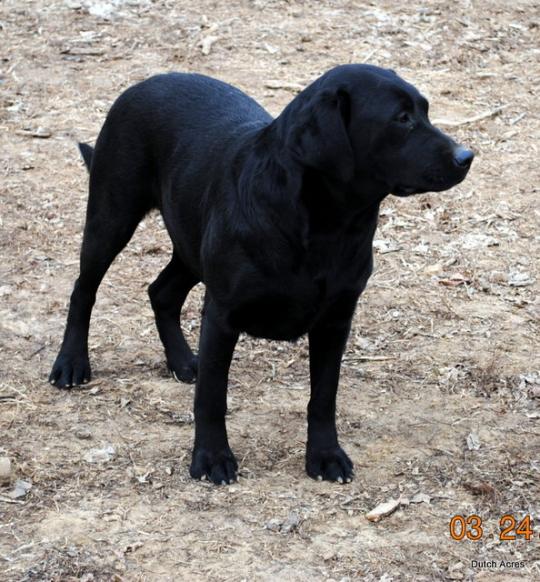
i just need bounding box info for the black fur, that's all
[49,65,473,484]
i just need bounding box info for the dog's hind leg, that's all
[49,154,153,388]
[149,252,200,383]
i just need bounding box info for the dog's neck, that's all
[300,168,385,235]
[242,121,388,241]
[260,115,389,209]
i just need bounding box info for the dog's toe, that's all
[190,446,238,485]
[306,445,354,484]
[169,356,198,384]
[49,353,91,389]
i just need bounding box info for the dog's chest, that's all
[227,231,373,340]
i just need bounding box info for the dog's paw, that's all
[49,352,91,389]
[306,445,354,483]
[169,355,198,384]
[190,446,238,485]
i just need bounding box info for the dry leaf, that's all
[8,479,32,499]
[508,271,535,287]
[463,481,497,498]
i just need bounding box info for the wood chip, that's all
[15,127,52,138]
[200,35,219,55]
[410,492,431,504]
[0,457,11,484]
[264,80,304,92]
[60,47,106,56]
[438,273,471,287]
[466,432,481,450]
[365,497,402,522]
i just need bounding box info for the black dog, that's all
[49,65,473,484]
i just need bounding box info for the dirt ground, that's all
[1,0,539,580]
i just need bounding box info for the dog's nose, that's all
[453,147,474,169]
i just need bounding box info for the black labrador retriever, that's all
[49,64,473,484]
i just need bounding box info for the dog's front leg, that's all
[189,296,239,485]
[306,304,356,483]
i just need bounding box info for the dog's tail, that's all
[78,142,94,171]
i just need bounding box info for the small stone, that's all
[265,518,281,532]
[74,427,92,440]
[84,445,116,463]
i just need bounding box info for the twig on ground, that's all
[434,104,509,127]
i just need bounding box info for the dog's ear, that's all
[287,88,354,183]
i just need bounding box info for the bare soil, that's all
[1,1,539,580]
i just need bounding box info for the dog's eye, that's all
[396,112,412,124]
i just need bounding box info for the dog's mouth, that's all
[392,170,470,198]
[392,185,427,197]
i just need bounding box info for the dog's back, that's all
[95,73,272,181]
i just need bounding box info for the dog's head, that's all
[285,64,473,197]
